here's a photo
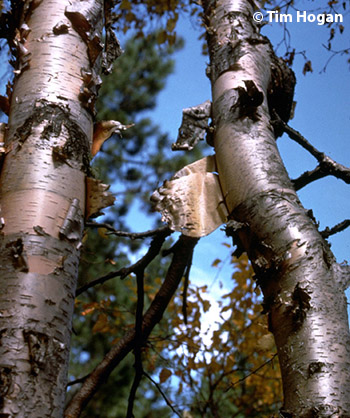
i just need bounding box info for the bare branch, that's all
[85,220,171,239]
[320,46,350,73]
[224,354,278,393]
[321,219,350,239]
[182,250,193,325]
[64,235,199,418]
[143,372,182,418]
[67,373,90,388]
[75,228,171,296]
[126,268,145,418]
[273,114,350,188]
[292,166,327,190]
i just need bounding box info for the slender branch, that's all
[126,358,143,418]
[143,372,182,418]
[67,373,90,388]
[224,354,278,393]
[64,235,199,418]
[75,228,171,296]
[181,250,193,325]
[321,219,350,239]
[126,269,145,418]
[272,113,350,189]
[320,45,350,73]
[86,221,171,239]
[292,165,327,190]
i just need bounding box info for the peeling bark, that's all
[202,0,350,415]
[0,0,107,415]
[172,100,212,151]
[151,156,228,237]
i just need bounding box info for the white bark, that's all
[203,0,350,415]
[0,0,104,415]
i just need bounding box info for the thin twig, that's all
[76,228,171,296]
[85,221,171,240]
[320,45,350,73]
[143,371,182,418]
[224,354,278,393]
[67,373,91,388]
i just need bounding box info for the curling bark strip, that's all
[0,0,104,415]
[203,0,350,415]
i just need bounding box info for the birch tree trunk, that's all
[202,0,350,416]
[0,0,104,415]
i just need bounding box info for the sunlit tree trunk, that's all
[0,0,104,415]
[202,0,350,415]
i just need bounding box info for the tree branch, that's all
[64,235,199,418]
[321,219,350,239]
[292,165,328,190]
[126,269,145,418]
[85,221,171,239]
[224,354,278,393]
[143,371,182,418]
[272,113,350,189]
[182,250,193,325]
[75,228,171,296]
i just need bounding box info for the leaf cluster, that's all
[135,253,282,417]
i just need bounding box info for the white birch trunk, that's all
[203,0,350,415]
[0,0,104,415]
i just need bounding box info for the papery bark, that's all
[0,0,105,415]
[202,0,350,416]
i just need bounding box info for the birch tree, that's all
[173,0,350,415]
[0,0,118,415]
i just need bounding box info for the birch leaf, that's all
[159,368,172,383]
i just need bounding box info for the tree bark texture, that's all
[0,0,104,415]
[202,0,350,416]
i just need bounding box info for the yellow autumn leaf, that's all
[159,368,172,383]
[92,313,109,334]
[120,0,131,10]
[97,227,109,239]
[202,300,211,313]
[157,30,167,44]
[211,258,221,267]
[81,302,98,316]
[166,17,177,32]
